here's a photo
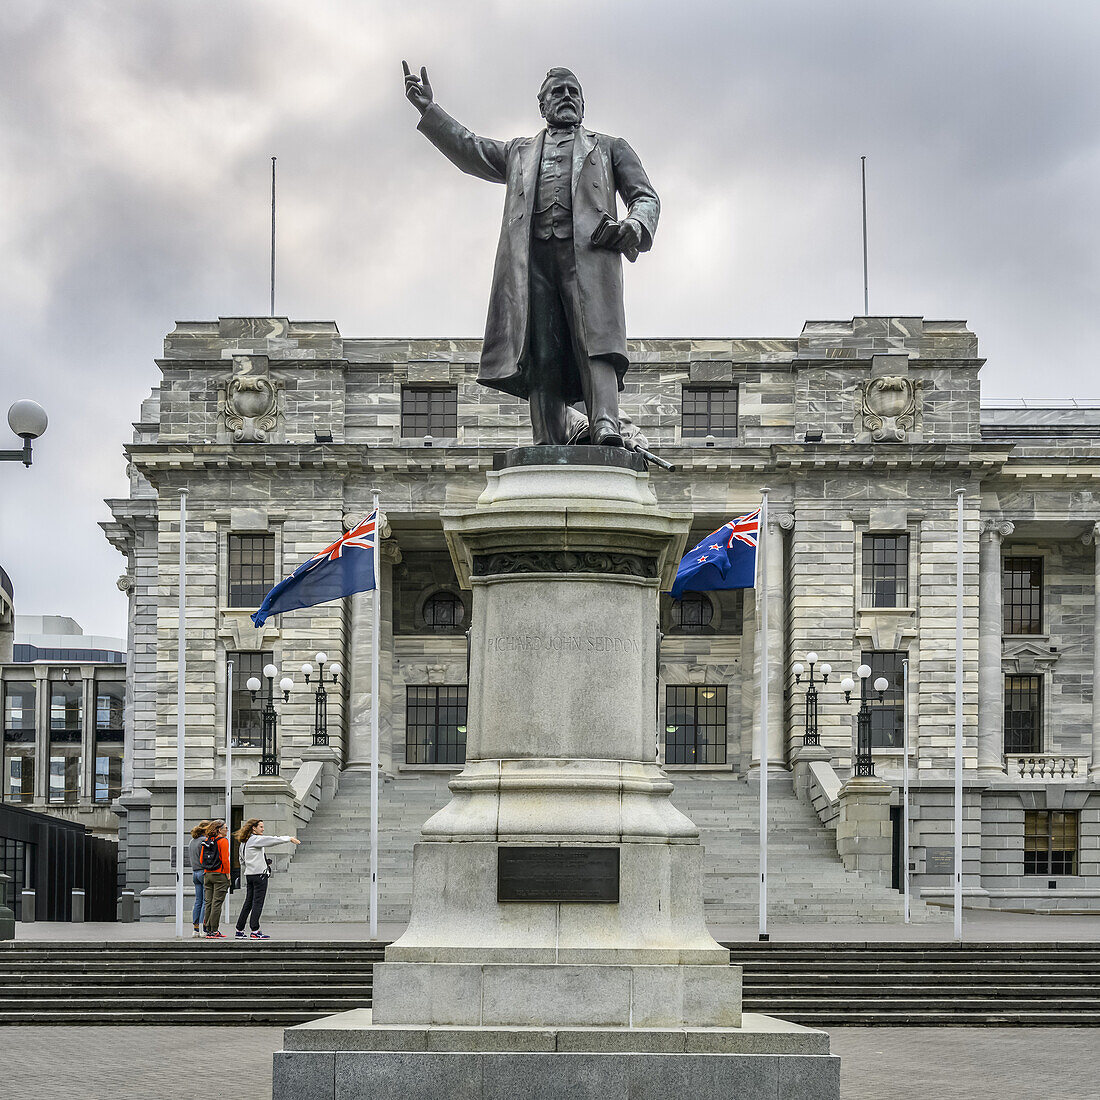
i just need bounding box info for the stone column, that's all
[977,519,1013,775]
[750,511,792,774]
[1089,522,1100,779]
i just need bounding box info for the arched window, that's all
[669,592,713,634]
[423,591,465,632]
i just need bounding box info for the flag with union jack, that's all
[251,511,377,627]
[669,506,761,598]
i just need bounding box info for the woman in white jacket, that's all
[233,818,300,939]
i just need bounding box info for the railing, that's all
[0,566,12,603]
[1005,754,1089,780]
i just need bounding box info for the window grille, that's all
[423,592,465,632]
[406,685,468,765]
[1024,810,1077,876]
[664,685,727,764]
[861,534,909,608]
[1002,556,1042,634]
[681,387,738,438]
[1004,674,1042,754]
[228,534,275,609]
[862,650,905,749]
[669,592,714,633]
[401,387,457,438]
[227,651,272,747]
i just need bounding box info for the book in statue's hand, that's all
[591,213,640,262]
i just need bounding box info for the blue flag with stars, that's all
[251,512,377,627]
[669,507,761,598]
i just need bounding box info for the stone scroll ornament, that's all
[857,376,923,443]
[223,362,279,443]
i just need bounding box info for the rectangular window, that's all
[3,681,36,738]
[1004,675,1042,754]
[1003,556,1042,635]
[1024,810,1078,876]
[681,387,738,439]
[49,682,82,740]
[862,651,905,749]
[227,652,272,747]
[405,685,467,765]
[3,746,34,803]
[49,749,81,804]
[0,837,33,919]
[228,534,275,609]
[401,386,457,439]
[94,682,124,738]
[861,534,909,608]
[665,685,728,765]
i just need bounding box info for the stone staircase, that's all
[2,941,1096,1025]
[268,767,944,925]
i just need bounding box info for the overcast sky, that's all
[1,0,1098,641]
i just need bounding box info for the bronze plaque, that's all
[497,846,620,903]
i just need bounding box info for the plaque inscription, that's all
[497,846,620,903]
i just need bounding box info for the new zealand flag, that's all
[669,507,760,598]
[251,512,377,627]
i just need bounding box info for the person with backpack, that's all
[199,819,231,939]
[233,818,300,939]
[188,820,211,937]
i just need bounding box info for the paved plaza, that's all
[0,1025,1093,1100]
[12,908,1100,943]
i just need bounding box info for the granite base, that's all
[273,1010,840,1100]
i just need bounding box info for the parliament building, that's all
[98,315,1100,922]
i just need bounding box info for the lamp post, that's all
[247,663,293,776]
[299,652,342,746]
[792,652,832,746]
[842,664,889,777]
[2,401,48,467]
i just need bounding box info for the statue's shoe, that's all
[591,424,624,447]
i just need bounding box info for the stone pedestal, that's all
[273,449,839,1099]
[790,743,833,805]
[299,744,342,803]
[836,775,894,880]
[242,774,298,840]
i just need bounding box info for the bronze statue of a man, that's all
[403,63,659,447]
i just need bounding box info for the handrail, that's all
[1004,753,1088,780]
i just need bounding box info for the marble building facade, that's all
[103,315,1100,917]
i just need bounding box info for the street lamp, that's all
[3,401,48,467]
[792,652,832,746]
[246,663,292,776]
[299,651,342,746]
[842,664,889,776]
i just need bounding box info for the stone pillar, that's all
[1089,522,1100,779]
[750,510,792,774]
[345,521,399,772]
[977,519,1013,775]
[836,775,894,881]
[790,742,833,805]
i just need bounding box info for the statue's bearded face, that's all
[539,77,583,128]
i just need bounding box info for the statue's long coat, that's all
[417,104,660,401]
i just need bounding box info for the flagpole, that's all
[758,488,770,942]
[902,656,911,924]
[175,488,188,940]
[225,660,233,842]
[954,488,965,941]
[370,489,381,941]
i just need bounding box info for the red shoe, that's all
[205,931,226,939]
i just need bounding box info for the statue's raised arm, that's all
[402,64,660,451]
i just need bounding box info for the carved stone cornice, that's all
[768,511,795,533]
[471,550,658,579]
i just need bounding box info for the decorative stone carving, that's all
[116,574,134,593]
[1002,640,1060,675]
[856,376,924,442]
[981,518,1015,543]
[223,356,279,443]
[471,550,658,579]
